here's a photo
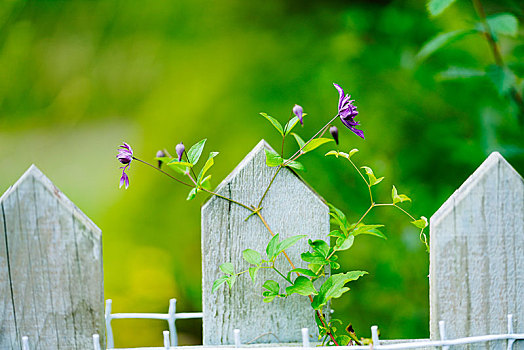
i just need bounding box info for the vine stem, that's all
[471,0,524,124]
[132,157,194,188]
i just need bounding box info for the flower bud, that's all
[293,104,304,125]
[329,126,339,145]
[176,142,185,162]
[156,150,165,168]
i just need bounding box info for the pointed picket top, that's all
[0,164,101,239]
[429,152,524,344]
[202,139,326,211]
[0,164,104,349]
[431,151,523,227]
[201,139,329,345]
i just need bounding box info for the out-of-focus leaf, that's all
[427,0,456,16]
[484,13,518,38]
[243,249,262,265]
[486,65,517,96]
[416,30,475,62]
[219,262,234,275]
[212,275,228,293]
[436,67,485,81]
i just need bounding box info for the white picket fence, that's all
[1,146,523,349]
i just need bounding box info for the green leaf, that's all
[392,185,412,204]
[311,271,368,310]
[436,67,485,81]
[155,156,173,164]
[284,114,306,135]
[411,216,428,229]
[187,139,207,165]
[285,276,318,296]
[416,29,475,62]
[242,249,262,265]
[334,235,355,251]
[285,160,305,171]
[197,152,219,183]
[486,65,516,96]
[262,280,280,294]
[249,266,259,283]
[351,223,387,239]
[212,275,228,293]
[291,133,306,148]
[287,268,318,279]
[219,262,234,275]
[361,166,384,186]
[302,138,334,153]
[335,335,351,346]
[259,112,284,136]
[308,239,329,257]
[226,275,237,289]
[266,234,280,260]
[200,175,212,190]
[277,235,306,255]
[485,13,518,38]
[427,0,457,17]
[301,251,329,265]
[265,149,283,167]
[186,187,198,201]
[167,161,193,175]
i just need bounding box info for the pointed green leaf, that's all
[266,234,280,260]
[200,174,212,190]
[259,112,284,136]
[334,235,354,251]
[427,0,457,17]
[249,266,259,283]
[308,239,329,257]
[411,216,428,229]
[285,160,305,171]
[351,223,387,239]
[286,276,318,296]
[361,166,384,186]
[436,66,485,81]
[288,268,318,278]
[262,280,280,294]
[284,114,306,135]
[187,139,207,165]
[485,13,518,38]
[311,271,368,310]
[243,249,262,265]
[416,29,475,62]
[186,187,197,201]
[265,149,283,167]
[219,262,234,275]
[277,235,306,255]
[197,152,219,183]
[325,150,339,157]
[226,274,237,289]
[291,132,306,148]
[486,65,516,96]
[212,275,228,293]
[392,185,412,204]
[302,138,334,153]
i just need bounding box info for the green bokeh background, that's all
[1,0,523,347]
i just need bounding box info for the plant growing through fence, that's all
[116,82,428,346]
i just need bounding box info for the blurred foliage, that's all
[0,0,522,347]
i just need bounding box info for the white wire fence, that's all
[16,307,523,349]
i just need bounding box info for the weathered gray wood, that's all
[0,165,105,350]
[201,140,330,345]
[430,152,524,349]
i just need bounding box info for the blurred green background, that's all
[1,0,523,347]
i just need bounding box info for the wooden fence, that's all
[0,143,522,349]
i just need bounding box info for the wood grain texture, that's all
[430,152,524,350]
[0,165,105,350]
[201,140,330,345]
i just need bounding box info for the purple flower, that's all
[117,143,133,189]
[333,83,364,139]
[156,150,165,168]
[176,142,185,162]
[293,104,304,125]
[329,126,339,145]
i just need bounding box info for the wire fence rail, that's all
[15,312,524,349]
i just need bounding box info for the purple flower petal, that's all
[119,172,129,189]
[293,104,304,125]
[176,142,185,162]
